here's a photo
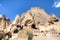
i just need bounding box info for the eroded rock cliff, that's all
[0,7,60,40]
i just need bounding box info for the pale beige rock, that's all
[21,12,34,27]
[29,7,50,24]
[0,7,60,40]
[12,14,20,25]
[0,15,10,33]
[7,14,21,32]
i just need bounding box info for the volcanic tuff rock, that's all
[0,7,60,40]
[0,15,10,32]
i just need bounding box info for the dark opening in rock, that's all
[48,21,54,25]
[25,24,27,26]
[13,29,18,33]
[34,35,38,36]
[0,38,2,40]
[0,33,4,40]
[31,24,37,29]
[6,32,12,38]
[37,22,40,24]
[20,25,23,29]
[41,31,44,33]
[17,25,20,28]
[19,25,23,30]
[53,19,59,22]
[58,33,60,35]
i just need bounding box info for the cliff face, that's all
[0,7,60,40]
[0,15,10,31]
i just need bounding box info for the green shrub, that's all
[27,32,33,40]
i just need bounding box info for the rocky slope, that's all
[0,7,60,40]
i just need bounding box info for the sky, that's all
[0,0,60,21]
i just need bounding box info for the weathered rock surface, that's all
[0,7,60,40]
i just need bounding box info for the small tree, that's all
[27,32,33,40]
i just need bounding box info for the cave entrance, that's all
[31,24,37,29]
[53,19,59,22]
[13,29,18,33]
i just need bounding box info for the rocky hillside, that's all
[0,7,60,40]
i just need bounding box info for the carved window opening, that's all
[53,19,59,22]
[13,29,18,33]
[17,25,20,28]
[20,25,23,29]
[31,24,37,29]
[6,32,12,38]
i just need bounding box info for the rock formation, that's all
[0,7,60,40]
